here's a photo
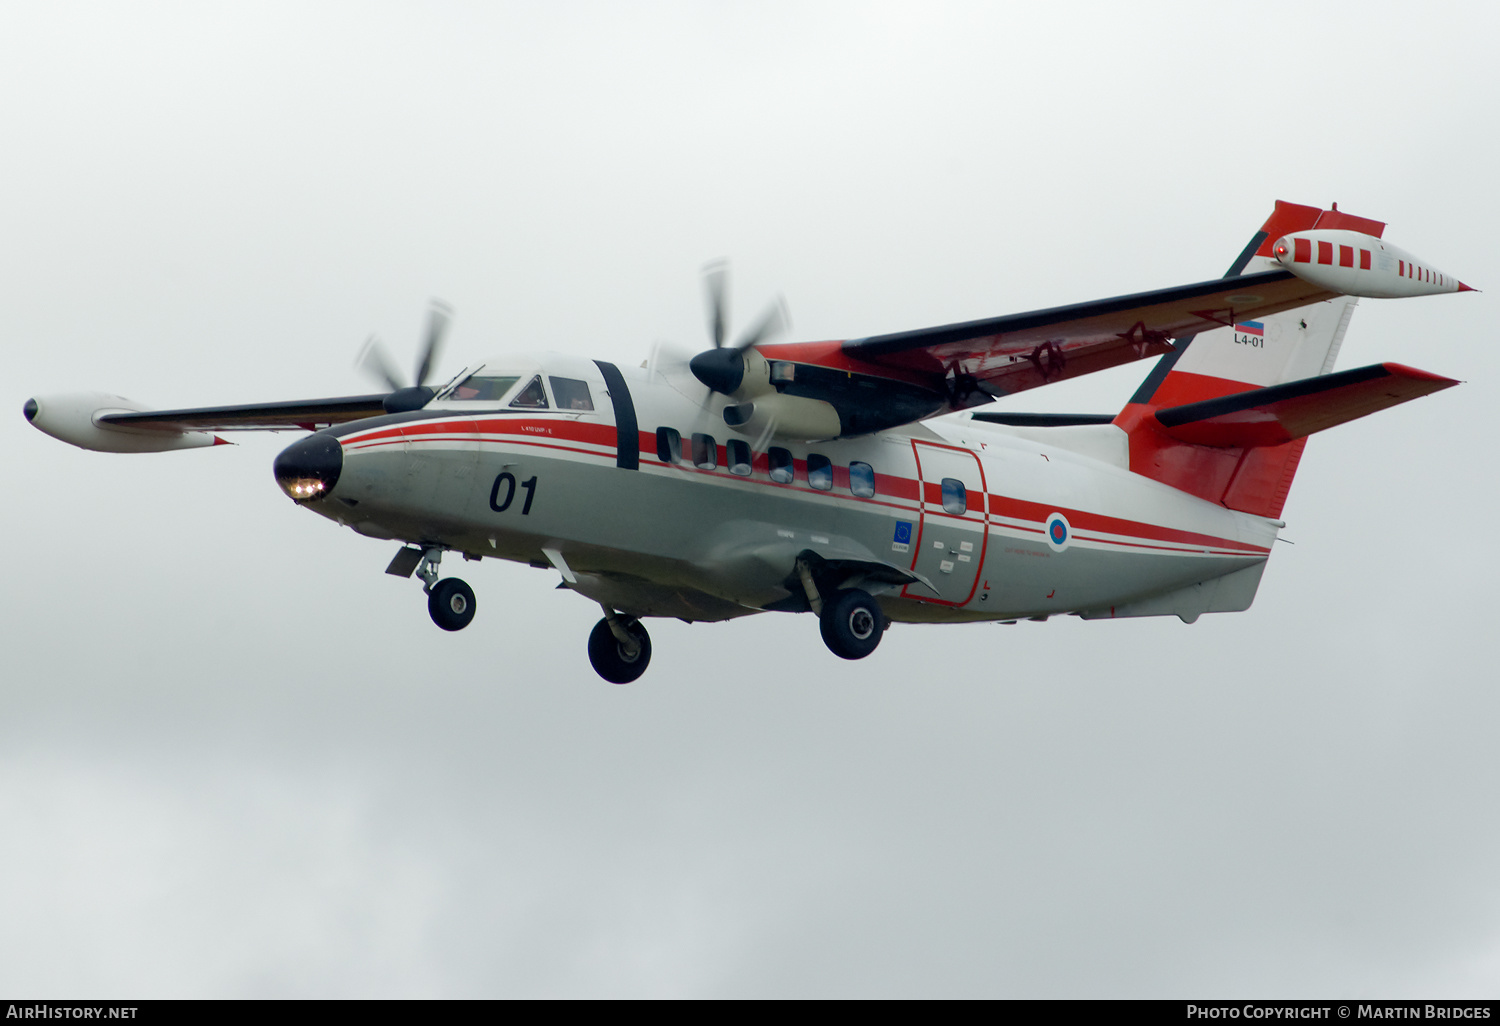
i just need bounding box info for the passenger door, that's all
[901,440,988,606]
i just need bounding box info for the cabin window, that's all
[768,447,794,484]
[808,453,833,491]
[447,374,519,402]
[549,377,595,411]
[849,461,875,498]
[692,433,718,470]
[941,477,968,514]
[656,427,681,464]
[727,439,752,476]
[509,375,549,409]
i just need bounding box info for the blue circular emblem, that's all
[1044,513,1071,552]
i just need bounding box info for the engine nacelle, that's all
[722,391,842,442]
[1272,229,1472,298]
[24,393,223,453]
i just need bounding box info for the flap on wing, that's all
[1152,363,1459,448]
[99,395,390,432]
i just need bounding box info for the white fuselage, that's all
[299,352,1277,626]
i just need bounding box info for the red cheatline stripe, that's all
[342,414,1267,556]
[349,436,611,462]
[990,493,1268,553]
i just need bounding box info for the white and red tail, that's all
[1114,201,1458,519]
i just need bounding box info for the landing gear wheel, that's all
[819,588,884,660]
[428,578,476,631]
[588,616,652,684]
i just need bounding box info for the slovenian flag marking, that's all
[1234,320,1264,336]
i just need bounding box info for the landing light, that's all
[281,478,328,499]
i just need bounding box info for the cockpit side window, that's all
[509,375,550,409]
[549,376,595,411]
[447,374,520,402]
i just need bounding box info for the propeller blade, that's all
[733,295,790,351]
[413,299,453,386]
[703,260,728,349]
[646,340,698,384]
[356,335,406,392]
[750,411,779,453]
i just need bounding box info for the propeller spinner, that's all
[688,263,789,397]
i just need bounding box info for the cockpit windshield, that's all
[445,374,520,402]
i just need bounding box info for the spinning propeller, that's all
[356,300,454,413]
[688,261,790,397]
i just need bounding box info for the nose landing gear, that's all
[399,545,478,632]
[428,577,476,631]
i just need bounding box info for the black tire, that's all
[819,588,884,660]
[428,578,476,631]
[588,616,652,684]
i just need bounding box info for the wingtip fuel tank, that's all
[24,393,223,453]
[1272,229,1473,298]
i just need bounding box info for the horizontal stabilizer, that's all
[1153,362,1458,448]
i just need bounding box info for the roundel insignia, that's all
[1044,512,1071,552]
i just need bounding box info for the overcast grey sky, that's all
[4,0,1498,997]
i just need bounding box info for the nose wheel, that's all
[428,577,476,631]
[588,611,652,683]
[400,547,477,631]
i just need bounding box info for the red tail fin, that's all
[1114,201,1424,519]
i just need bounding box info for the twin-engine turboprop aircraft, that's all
[25,201,1472,682]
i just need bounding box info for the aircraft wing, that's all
[840,268,1334,396]
[752,269,1339,436]
[96,394,391,432]
[24,390,395,452]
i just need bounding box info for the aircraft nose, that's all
[273,433,343,502]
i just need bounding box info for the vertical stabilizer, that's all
[1113,202,1378,519]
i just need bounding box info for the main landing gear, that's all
[798,557,885,660]
[408,547,476,632]
[588,607,652,684]
[819,588,884,660]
